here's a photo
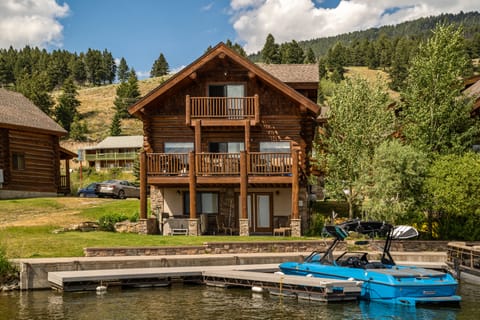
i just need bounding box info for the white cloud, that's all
[0,0,69,49]
[229,0,480,53]
[201,2,214,11]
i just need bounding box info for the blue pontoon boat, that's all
[279,220,461,306]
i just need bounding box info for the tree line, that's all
[0,45,169,140]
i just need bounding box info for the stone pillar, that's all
[291,218,301,237]
[150,186,164,215]
[189,218,199,236]
[239,218,249,236]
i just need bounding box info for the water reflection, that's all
[0,282,478,320]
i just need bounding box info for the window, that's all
[208,84,244,98]
[208,142,244,153]
[184,192,219,214]
[165,142,194,153]
[12,153,25,170]
[260,142,290,153]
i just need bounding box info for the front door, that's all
[238,193,272,233]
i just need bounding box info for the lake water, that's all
[0,282,479,320]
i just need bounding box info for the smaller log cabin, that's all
[0,88,75,199]
[129,43,320,236]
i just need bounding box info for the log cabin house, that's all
[128,43,320,236]
[0,88,75,199]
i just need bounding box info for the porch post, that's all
[65,158,70,193]
[140,151,148,220]
[239,151,249,236]
[291,149,301,237]
[188,151,199,235]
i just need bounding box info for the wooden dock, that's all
[48,264,362,302]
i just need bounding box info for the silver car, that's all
[95,180,140,199]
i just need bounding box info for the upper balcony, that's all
[185,95,260,126]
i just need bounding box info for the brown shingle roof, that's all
[256,63,319,83]
[0,88,66,135]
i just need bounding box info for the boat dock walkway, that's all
[48,263,362,302]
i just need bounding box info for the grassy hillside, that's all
[73,76,167,142]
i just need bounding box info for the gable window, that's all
[12,153,25,170]
[209,84,245,119]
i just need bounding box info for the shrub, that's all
[0,246,17,284]
[306,213,325,237]
[98,214,129,232]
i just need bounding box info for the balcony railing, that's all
[146,152,292,177]
[186,95,259,123]
[85,151,139,161]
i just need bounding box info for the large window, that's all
[184,192,219,214]
[165,142,194,153]
[12,153,25,170]
[208,84,244,98]
[259,142,291,153]
[208,142,244,153]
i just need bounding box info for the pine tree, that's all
[113,68,140,118]
[69,114,88,141]
[110,112,122,136]
[15,71,53,115]
[225,39,247,57]
[304,47,316,64]
[261,34,280,64]
[55,77,80,132]
[117,57,129,83]
[102,49,116,84]
[281,40,305,64]
[150,53,169,77]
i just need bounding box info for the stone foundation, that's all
[189,218,199,236]
[290,218,301,237]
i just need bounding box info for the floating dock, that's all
[48,264,362,302]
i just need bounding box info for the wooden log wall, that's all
[7,130,58,192]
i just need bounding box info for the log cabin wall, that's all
[7,130,58,193]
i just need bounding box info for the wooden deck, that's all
[48,264,362,301]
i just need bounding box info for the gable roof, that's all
[0,88,67,136]
[256,63,318,83]
[85,135,143,150]
[129,42,320,116]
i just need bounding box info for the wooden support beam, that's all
[240,151,248,220]
[185,95,191,125]
[194,120,201,153]
[291,149,299,220]
[189,72,197,80]
[244,120,250,153]
[140,151,148,219]
[254,94,260,124]
[189,151,197,219]
[218,53,226,59]
[248,71,255,79]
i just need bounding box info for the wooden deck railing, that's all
[186,95,259,122]
[146,153,189,175]
[196,153,241,175]
[249,152,292,175]
[146,152,293,177]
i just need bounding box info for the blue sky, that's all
[0,0,478,78]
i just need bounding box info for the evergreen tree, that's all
[15,71,53,115]
[150,53,169,77]
[69,114,88,141]
[55,77,80,132]
[102,49,117,84]
[281,40,304,64]
[113,68,140,118]
[117,57,129,83]
[225,39,247,57]
[261,34,280,64]
[318,57,327,79]
[110,112,122,136]
[84,48,103,85]
[69,54,87,85]
[304,47,316,64]
[389,37,413,91]
[400,23,478,155]
[326,42,346,81]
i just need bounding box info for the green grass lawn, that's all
[0,197,297,258]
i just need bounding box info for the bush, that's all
[306,213,325,237]
[0,246,17,284]
[98,214,129,232]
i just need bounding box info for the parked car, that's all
[95,180,140,199]
[77,182,99,197]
